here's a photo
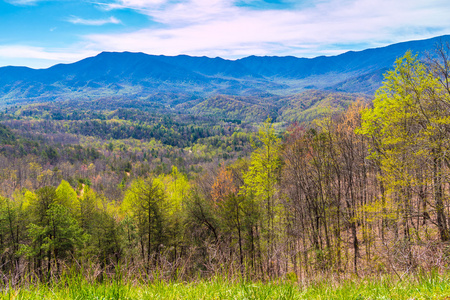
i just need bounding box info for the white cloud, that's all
[68,16,122,26]
[95,0,168,12]
[84,0,450,58]
[0,45,98,68]
[115,0,166,7]
[2,0,450,68]
[5,0,43,5]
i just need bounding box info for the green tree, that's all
[0,195,24,275]
[359,51,450,243]
[21,189,86,280]
[122,177,166,270]
[159,166,190,261]
[55,180,77,212]
[242,118,281,277]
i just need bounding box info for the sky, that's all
[0,0,449,68]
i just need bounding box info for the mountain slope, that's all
[0,34,448,104]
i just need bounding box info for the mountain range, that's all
[0,34,449,107]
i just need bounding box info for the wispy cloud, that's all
[0,45,97,68]
[68,16,121,26]
[5,0,43,5]
[113,0,167,7]
[95,0,169,12]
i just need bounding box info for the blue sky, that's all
[0,0,449,68]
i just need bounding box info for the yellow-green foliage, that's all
[55,180,78,212]
[158,166,191,215]
[359,51,450,200]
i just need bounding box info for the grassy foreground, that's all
[2,273,450,299]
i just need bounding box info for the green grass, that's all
[2,272,450,299]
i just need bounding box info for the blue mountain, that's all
[0,34,448,104]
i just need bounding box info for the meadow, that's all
[2,272,450,299]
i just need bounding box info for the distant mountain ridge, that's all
[0,34,449,105]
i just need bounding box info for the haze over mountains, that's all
[0,35,449,107]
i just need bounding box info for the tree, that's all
[242,118,282,277]
[359,51,450,243]
[55,180,77,212]
[0,195,23,275]
[122,177,166,270]
[158,166,191,262]
[21,186,86,280]
[211,165,245,275]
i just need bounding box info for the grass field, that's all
[2,272,450,299]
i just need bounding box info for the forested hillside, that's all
[0,46,448,286]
